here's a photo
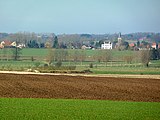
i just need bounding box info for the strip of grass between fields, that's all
[0,98,160,120]
[92,70,160,75]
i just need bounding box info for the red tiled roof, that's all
[152,42,157,46]
[3,40,12,46]
[129,43,135,47]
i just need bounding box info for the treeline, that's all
[47,49,111,64]
[1,32,160,49]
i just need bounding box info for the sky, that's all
[0,0,160,34]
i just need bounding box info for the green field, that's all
[0,61,43,71]
[0,48,136,58]
[0,98,160,120]
[0,48,160,74]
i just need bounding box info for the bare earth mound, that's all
[0,73,160,102]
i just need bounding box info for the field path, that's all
[0,70,160,79]
[0,71,160,102]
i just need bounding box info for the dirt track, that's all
[0,73,160,102]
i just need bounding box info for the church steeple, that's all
[118,32,122,46]
[118,32,121,38]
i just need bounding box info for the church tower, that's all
[118,32,122,46]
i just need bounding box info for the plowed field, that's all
[0,73,160,102]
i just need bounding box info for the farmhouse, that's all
[17,43,25,48]
[101,41,112,49]
[152,42,158,49]
[81,45,91,50]
[0,40,25,49]
[2,40,12,48]
[1,40,16,48]
[0,41,5,49]
[152,42,157,49]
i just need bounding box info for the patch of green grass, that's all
[93,70,160,75]
[92,67,160,75]
[0,61,44,71]
[21,48,48,56]
[0,98,160,120]
[19,48,137,58]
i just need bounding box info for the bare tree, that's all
[79,50,86,65]
[72,50,86,65]
[123,55,133,64]
[52,49,68,63]
[73,50,80,63]
[93,50,103,63]
[47,48,54,65]
[101,50,112,66]
[140,50,151,67]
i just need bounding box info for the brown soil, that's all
[0,73,160,102]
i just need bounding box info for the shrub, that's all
[1,66,5,70]
[68,66,76,70]
[89,63,93,68]
[20,67,24,71]
[31,56,34,61]
[34,62,40,67]
[43,64,49,67]
[82,69,92,73]
[55,61,62,68]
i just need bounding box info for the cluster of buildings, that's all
[152,42,160,49]
[128,42,160,50]
[100,33,160,50]
[0,40,25,49]
[100,42,160,51]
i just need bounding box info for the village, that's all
[0,32,160,51]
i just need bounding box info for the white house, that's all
[101,42,112,49]
[17,43,26,49]
[152,42,157,49]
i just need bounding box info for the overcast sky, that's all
[0,0,160,34]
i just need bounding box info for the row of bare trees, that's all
[0,47,152,67]
[46,49,152,67]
